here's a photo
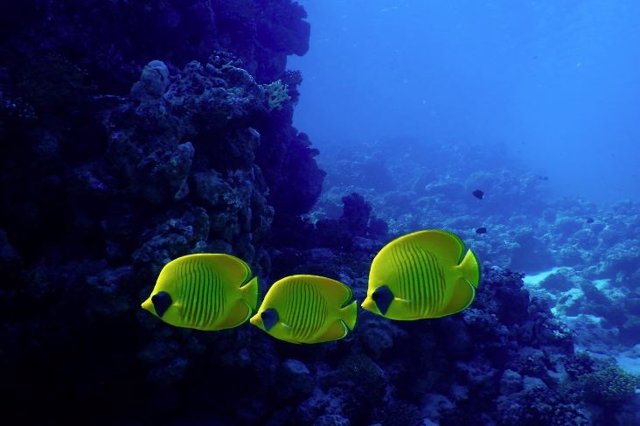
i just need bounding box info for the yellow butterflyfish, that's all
[141,253,258,331]
[250,275,357,344]
[361,229,480,320]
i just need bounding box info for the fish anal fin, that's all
[213,300,252,330]
[440,279,476,317]
[313,320,350,344]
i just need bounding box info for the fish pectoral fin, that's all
[216,300,252,330]
[314,320,350,344]
[441,279,476,316]
[280,321,293,330]
[393,297,413,309]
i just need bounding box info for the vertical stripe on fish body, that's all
[278,277,329,342]
[173,256,227,329]
[251,275,358,344]
[386,238,448,318]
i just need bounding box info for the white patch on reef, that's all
[617,344,640,376]
[522,267,565,287]
[593,278,627,301]
[593,278,610,290]
[551,287,584,316]
[617,355,640,376]
[522,267,573,304]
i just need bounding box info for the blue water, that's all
[291,0,640,203]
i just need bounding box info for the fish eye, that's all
[261,308,279,331]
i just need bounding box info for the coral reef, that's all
[580,365,639,404]
[315,136,640,361]
[0,1,320,423]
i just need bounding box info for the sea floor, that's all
[524,267,640,379]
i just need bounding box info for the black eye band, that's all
[261,308,279,331]
[152,291,172,317]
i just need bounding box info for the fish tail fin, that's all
[340,300,358,331]
[241,276,259,310]
[459,249,481,288]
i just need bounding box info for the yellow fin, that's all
[439,279,476,316]
[210,254,253,286]
[289,275,353,307]
[314,275,353,306]
[240,276,259,310]
[396,229,466,265]
[314,320,350,343]
[211,300,252,331]
[182,253,253,288]
[458,249,481,288]
[340,300,358,331]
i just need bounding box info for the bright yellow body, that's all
[361,229,480,320]
[141,253,258,331]
[250,275,358,344]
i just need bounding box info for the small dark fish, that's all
[537,175,549,181]
[586,217,594,223]
[475,227,487,234]
[472,189,484,200]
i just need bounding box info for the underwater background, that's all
[0,1,639,425]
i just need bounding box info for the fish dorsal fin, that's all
[309,275,352,306]
[394,229,465,265]
[277,275,353,307]
[178,253,253,289]
[261,276,293,306]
